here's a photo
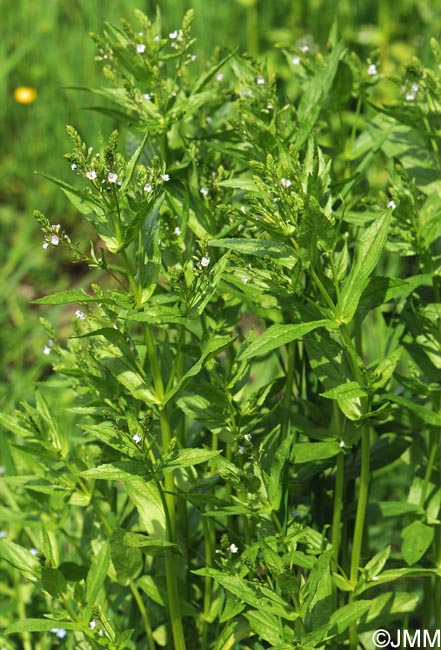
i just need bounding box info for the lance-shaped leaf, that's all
[32,289,113,305]
[163,335,233,405]
[193,568,298,620]
[209,238,296,269]
[239,320,335,360]
[6,619,82,635]
[295,41,345,150]
[337,211,391,324]
[124,533,182,556]
[120,130,149,194]
[161,448,221,472]
[86,541,110,605]
[0,539,40,577]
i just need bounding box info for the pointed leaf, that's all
[402,521,434,566]
[338,211,391,323]
[86,542,110,605]
[239,320,335,360]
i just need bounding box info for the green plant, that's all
[1,8,441,650]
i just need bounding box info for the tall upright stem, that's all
[281,341,296,439]
[144,324,187,650]
[349,421,370,650]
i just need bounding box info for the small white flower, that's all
[339,440,345,448]
[387,200,396,210]
[51,235,59,246]
[371,575,379,581]
[243,433,252,442]
[108,172,118,183]
[103,54,109,60]
[216,73,224,82]
[169,30,178,39]
[229,543,239,553]
[0,531,7,538]
[71,163,77,170]
[42,241,49,249]
[136,43,146,53]
[154,35,160,42]
[143,93,151,101]
[161,174,170,182]
[200,257,210,267]
[75,310,86,320]
[200,187,209,197]
[411,82,419,92]
[241,276,249,284]
[90,620,97,629]
[98,629,104,636]
[267,103,273,110]
[86,170,97,180]
[257,75,265,85]
[144,183,152,193]
[367,64,377,76]
[50,629,67,639]
[43,346,51,355]
[292,55,301,65]
[174,226,181,236]
[29,548,38,556]
[280,177,292,188]
[191,55,197,62]
[238,446,245,454]
[300,44,310,53]
[405,91,415,101]
[132,432,142,444]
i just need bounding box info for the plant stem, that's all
[281,341,296,439]
[130,581,156,650]
[144,325,186,650]
[331,450,345,568]
[349,421,370,650]
[161,409,186,650]
[246,0,259,54]
[15,573,32,650]
[201,517,215,650]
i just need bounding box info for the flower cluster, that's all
[34,212,71,250]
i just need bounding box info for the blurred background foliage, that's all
[2,0,441,417]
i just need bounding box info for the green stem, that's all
[349,96,362,151]
[201,517,215,650]
[144,325,186,650]
[246,1,259,54]
[420,432,439,508]
[281,342,296,439]
[15,573,32,650]
[435,525,441,629]
[310,268,337,315]
[331,450,345,568]
[130,581,156,650]
[121,248,139,302]
[161,408,186,650]
[349,421,370,650]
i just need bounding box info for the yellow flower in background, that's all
[13,86,37,104]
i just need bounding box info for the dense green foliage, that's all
[1,3,441,650]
